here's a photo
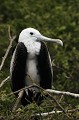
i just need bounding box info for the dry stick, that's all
[12,90,24,112]
[59,95,64,103]
[35,109,76,117]
[0,26,16,71]
[8,84,38,96]
[7,84,79,98]
[46,89,79,98]
[0,76,10,88]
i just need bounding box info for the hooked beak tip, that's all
[57,39,63,46]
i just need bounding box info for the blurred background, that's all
[0,0,79,119]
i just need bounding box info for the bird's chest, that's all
[25,55,40,92]
[25,42,41,89]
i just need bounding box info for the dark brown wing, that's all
[37,42,53,89]
[10,42,27,93]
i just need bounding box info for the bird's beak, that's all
[37,35,63,46]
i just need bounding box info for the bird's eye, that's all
[30,32,33,35]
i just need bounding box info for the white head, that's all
[19,27,63,46]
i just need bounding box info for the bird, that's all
[10,28,63,106]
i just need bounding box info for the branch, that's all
[35,109,76,117]
[0,26,16,71]
[7,83,78,118]
[7,84,79,98]
[0,76,10,88]
[46,89,79,98]
[8,84,39,96]
[12,90,24,112]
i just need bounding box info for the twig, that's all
[59,95,64,103]
[0,76,10,88]
[8,84,39,96]
[12,90,24,112]
[35,109,76,117]
[36,110,62,116]
[7,84,79,98]
[0,26,16,71]
[46,89,79,98]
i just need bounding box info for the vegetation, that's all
[0,0,79,119]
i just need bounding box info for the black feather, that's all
[37,42,53,89]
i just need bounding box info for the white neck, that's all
[19,39,41,55]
